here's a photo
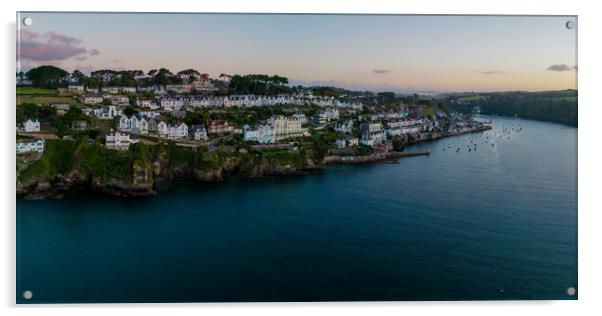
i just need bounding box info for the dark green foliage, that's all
[151,68,182,86]
[19,139,78,180]
[53,106,89,137]
[377,92,397,106]
[477,90,577,126]
[184,111,203,126]
[79,142,133,181]
[228,74,291,95]
[353,144,374,156]
[311,86,343,97]
[391,136,407,151]
[259,148,308,168]
[25,65,69,88]
[123,106,139,117]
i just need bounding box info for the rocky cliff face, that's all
[17,156,317,199]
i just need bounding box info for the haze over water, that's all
[17,116,577,302]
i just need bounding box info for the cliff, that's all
[17,139,317,199]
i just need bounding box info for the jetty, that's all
[322,149,430,165]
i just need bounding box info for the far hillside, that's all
[448,90,577,126]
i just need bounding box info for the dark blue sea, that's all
[16,116,578,303]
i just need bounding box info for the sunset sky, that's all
[17,12,577,93]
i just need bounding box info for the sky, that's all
[16,12,577,93]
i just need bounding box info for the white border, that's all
[2,0,601,315]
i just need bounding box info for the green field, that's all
[16,95,77,106]
[91,118,115,132]
[16,87,58,95]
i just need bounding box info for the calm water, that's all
[16,116,577,303]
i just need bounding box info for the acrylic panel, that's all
[16,12,578,303]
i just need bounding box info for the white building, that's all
[269,115,304,141]
[93,105,122,120]
[243,124,276,144]
[359,122,386,146]
[158,122,188,139]
[105,130,137,151]
[160,97,185,111]
[385,119,423,135]
[101,86,120,94]
[334,120,353,134]
[136,98,159,109]
[166,84,192,94]
[83,94,104,105]
[191,125,208,141]
[16,138,45,154]
[68,84,84,94]
[120,87,137,94]
[139,111,161,119]
[360,122,382,134]
[335,136,359,148]
[118,115,149,134]
[111,95,130,106]
[292,112,308,124]
[314,108,339,125]
[22,119,40,132]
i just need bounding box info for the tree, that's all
[71,69,86,82]
[228,74,292,95]
[123,106,138,117]
[26,65,69,88]
[392,136,407,151]
[151,68,177,86]
[184,111,202,126]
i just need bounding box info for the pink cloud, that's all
[45,31,82,45]
[17,30,99,62]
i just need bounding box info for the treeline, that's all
[478,91,577,126]
[228,74,291,95]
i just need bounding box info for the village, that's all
[16,67,488,163]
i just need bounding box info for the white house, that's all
[101,86,120,94]
[156,121,168,135]
[22,119,40,132]
[138,117,149,134]
[16,138,45,154]
[335,136,359,148]
[314,108,339,125]
[160,97,185,111]
[292,112,308,124]
[105,130,137,151]
[68,84,84,94]
[83,94,104,105]
[111,95,130,106]
[334,120,353,134]
[243,124,275,144]
[191,125,208,141]
[157,121,188,139]
[360,122,382,134]
[118,115,149,134]
[136,98,159,109]
[167,123,188,139]
[93,105,122,120]
[360,130,386,146]
[120,87,137,94]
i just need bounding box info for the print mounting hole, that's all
[565,21,575,30]
[22,290,33,300]
[566,287,576,296]
[22,17,33,26]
